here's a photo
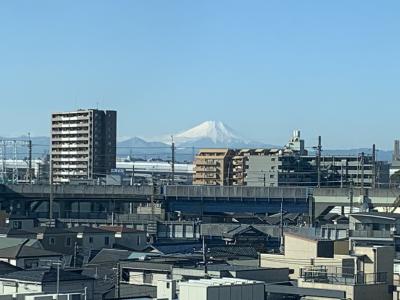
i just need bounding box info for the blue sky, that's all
[0,1,399,149]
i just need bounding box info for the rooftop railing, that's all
[300,266,387,285]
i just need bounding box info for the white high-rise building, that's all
[51,109,116,183]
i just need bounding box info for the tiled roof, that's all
[0,244,62,259]
[90,249,131,264]
[28,227,75,235]
[100,226,145,233]
[151,242,202,255]
[0,268,93,283]
[224,225,268,238]
[208,245,258,259]
[0,237,37,249]
[0,261,22,275]
[68,226,110,234]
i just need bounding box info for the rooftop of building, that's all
[284,231,330,242]
[350,212,400,220]
[28,226,77,235]
[180,277,263,287]
[99,225,146,234]
[0,237,38,249]
[68,226,112,234]
[0,244,62,259]
[0,261,22,275]
[0,268,94,283]
[89,249,132,265]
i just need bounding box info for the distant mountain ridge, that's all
[1,121,394,162]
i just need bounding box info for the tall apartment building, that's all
[51,109,117,184]
[232,149,255,186]
[193,149,235,185]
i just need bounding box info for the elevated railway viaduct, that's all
[0,184,399,221]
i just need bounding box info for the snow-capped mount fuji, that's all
[164,120,250,147]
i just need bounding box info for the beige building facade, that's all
[193,149,235,185]
[260,232,394,300]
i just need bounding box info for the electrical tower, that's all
[0,139,32,184]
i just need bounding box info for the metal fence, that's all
[300,266,387,285]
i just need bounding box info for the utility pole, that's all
[49,158,54,224]
[227,161,231,186]
[28,134,32,184]
[349,181,354,214]
[279,200,284,254]
[0,141,5,184]
[317,136,322,188]
[115,262,121,299]
[360,152,365,194]
[56,262,60,300]
[12,141,18,184]
[340,161,344,188]
[171,136,175,185]
[131,163,135,186]
[202,235,208,277]
[73,242,77,268]
[372,144,376,189]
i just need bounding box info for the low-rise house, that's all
[69,226,115,251]
[0,267,95,299]
[100,226,148,250]
[29,227,79,255]
[222,225,271,251]
[121,256,289,288]
[348,212,400,251]
[0,242,63,269]
[5,216,40,230]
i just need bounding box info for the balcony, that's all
[52,136,89,142]
[195,160,219,166]
[348,230,393,239]
[52,129,89,135]
[52,157,88,162]
[194,167,218,172]
[52,115,90,122]
[300,266,387,285]
[194,174,219,179]
[52,143,89,148]
[52,150,89,155]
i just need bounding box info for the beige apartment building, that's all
[261,232,394,300]
[51,109,116,184]
[193,149,236,186]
